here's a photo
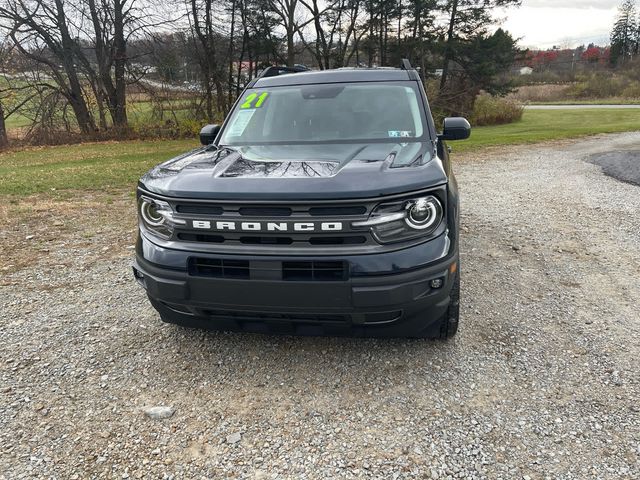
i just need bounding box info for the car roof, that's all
[252,67,416,88]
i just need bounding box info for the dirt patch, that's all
[0,190,136,279]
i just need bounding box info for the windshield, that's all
[220,82,426,145]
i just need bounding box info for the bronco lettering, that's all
[191,220,344,232]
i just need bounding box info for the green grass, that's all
[0,139,196,195]
[4,112,32,129]
[1,109,638,196]
[0,74,199,131]
[127,99,197,125]
[453,108,640,153]
[3,100,198,131]
[529,99,640,105]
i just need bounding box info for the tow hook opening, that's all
[132,266,146,288]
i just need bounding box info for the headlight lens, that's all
[405,197,442,230]
[353,195,444,244]
[138,196,182,239]
[141,200,165,227]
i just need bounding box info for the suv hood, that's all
[139,142,447,200]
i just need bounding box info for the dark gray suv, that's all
[133,60,470,338]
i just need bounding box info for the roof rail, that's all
[400,58,413,70]
[260,65,310,78]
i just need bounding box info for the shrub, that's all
[566,73,628,99]
[471,94,524,126]
[131,118,203,140]
[508,84,571,103]
[621,83,640,99]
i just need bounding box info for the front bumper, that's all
[134,233,457,337]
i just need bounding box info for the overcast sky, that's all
[499,0,621,49]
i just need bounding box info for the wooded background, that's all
[0,0,638,147]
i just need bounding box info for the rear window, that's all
[220,82,426,145]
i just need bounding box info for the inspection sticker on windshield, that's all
[227,109,255,137]
[388,130,412,138]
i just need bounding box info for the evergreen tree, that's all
[610,0,638,65]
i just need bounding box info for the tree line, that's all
[0,0,523,147]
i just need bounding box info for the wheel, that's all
[438,271,460,339]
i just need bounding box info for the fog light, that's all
[430,278,444,289]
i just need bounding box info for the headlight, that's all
[353,195,444,244]
[140,200,166,227]
[138,196,184,239]
[405,197,442,230]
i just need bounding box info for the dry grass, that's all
[471,95,523,126]
[508,84,572,103]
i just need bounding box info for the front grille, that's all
[180,233,366,246]
[165,198,378,251]
[188,258,349,281]
[140,187,446,254]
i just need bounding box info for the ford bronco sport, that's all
[133,60,470,338]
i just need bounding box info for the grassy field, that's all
[4,99,198,131]
[0,139,195,196]
[0,109,638,196]
[453,108,639,153]
[529,99,640,106]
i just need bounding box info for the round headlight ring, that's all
[141,200,165,227]
[405,196,441,230]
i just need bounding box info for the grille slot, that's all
[201,309,350,323]
[239,207,292,217]
[309,236,366,245]
[308,206,367,216]
[175,205,224,215]
[240,236,293,245]
[188,258,250,279]
[178,233,224,243]
[282,261,348,281]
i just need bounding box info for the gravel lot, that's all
[1,133,639,479]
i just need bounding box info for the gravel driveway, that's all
[1,133,639,479]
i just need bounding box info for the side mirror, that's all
[199,124,221,145]
[440,117,471,141]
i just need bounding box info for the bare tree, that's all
[84,0,130,128]
[0,0,98,133]
[188,0,227,120]
[299,0,364,69]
